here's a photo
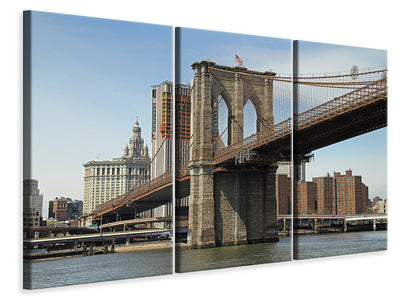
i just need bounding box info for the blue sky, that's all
[29,11,172,217]
[177,27,293,143]
[177,27,292,84]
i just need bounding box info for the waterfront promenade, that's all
[24,228,172,260]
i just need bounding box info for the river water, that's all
[23,248,173,289]
[294,230,387,260]
[176,237,292,272]
[24,231,386,289]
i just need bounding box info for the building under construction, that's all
[151,81,191,217]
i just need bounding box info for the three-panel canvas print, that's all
[23,11,388,289]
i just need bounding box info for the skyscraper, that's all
[23,179,43,227]
[151,81,191,217]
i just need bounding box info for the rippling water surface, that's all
[24,248,172,289]
[176,237,292,272]
[294,230,387,260]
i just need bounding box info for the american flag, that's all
[235,54,243,66]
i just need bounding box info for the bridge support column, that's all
[214,172,247,246]
[373,219,376,231]
[283,218,286,234]
[314,218,317,234]
[214,166,279,246]
[188,61,216,249]
[187,166,216,249]
[245,166,279,243]
[231,73,244,144]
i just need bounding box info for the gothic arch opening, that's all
[213,95,231,150]
[243,99,258,138]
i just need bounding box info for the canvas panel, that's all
[23,11,173,289]
[174,27,293,272]
[292,40,387,259]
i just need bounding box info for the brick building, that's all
[311,169,369,215]
[334,170,369,215]
[48,197,68,221]
[276,174,291,215]
[312,174,336,215]
[293,180,317,215]
[49,197,83,221]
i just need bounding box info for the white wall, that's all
[2,0,399,299]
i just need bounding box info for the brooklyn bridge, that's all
[74,60,387,249]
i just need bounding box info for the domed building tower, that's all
[128,117,146,158]
[83,117,151,214]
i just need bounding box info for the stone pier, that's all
[187,61,278,248]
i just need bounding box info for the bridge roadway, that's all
[99,216,172,231]
[77,78,386,227]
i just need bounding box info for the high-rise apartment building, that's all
[312,174,336,215]
[333,170,369,215]
[23,179,43,227]
[309,170,369,215]
[277,169,370,216]
[293,180,317,215]
[83,118,151,214]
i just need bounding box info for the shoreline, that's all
[114,240,172,253]
[24,240,173,262]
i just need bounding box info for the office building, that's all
[83,118,151,214]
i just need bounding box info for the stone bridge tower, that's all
[188,61,279,248]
